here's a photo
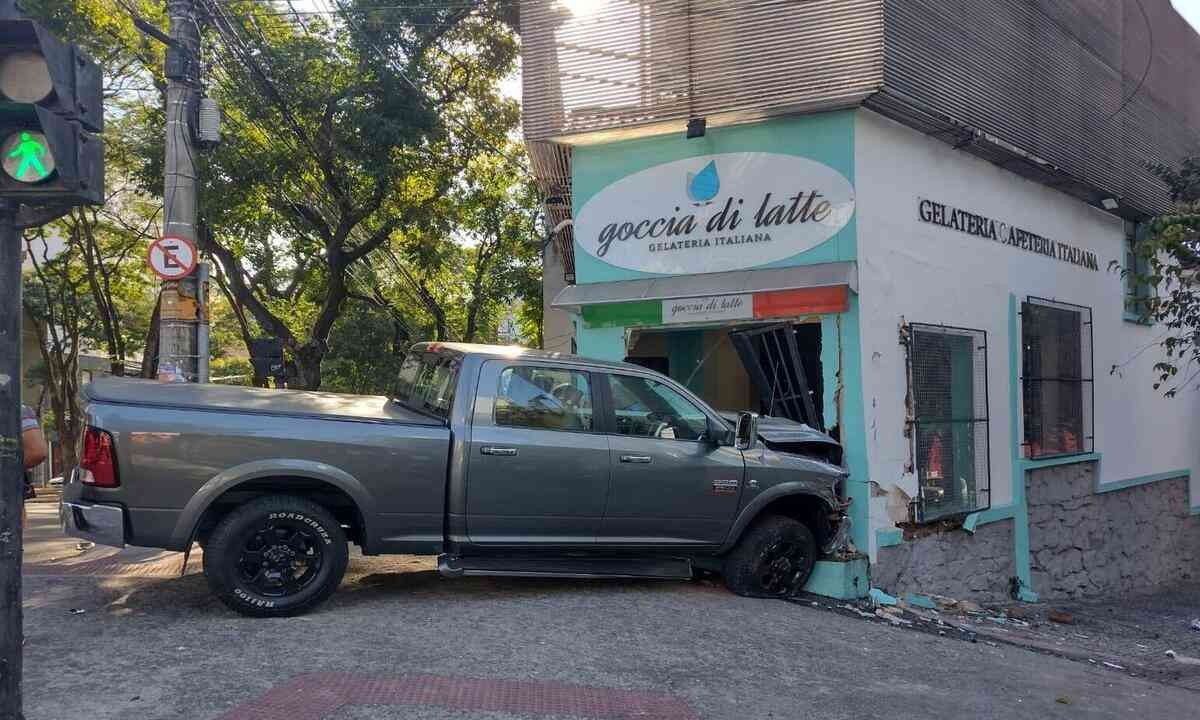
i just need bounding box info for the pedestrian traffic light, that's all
[0,1,102,204]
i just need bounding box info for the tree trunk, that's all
[294,342,325,390]
[140,295,161,379]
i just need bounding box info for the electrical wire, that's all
[1106,0,1154,120]
[210,0,527,310]
[120,0,529,343]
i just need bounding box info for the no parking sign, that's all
[146,236,197,280]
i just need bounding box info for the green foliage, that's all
[320,302,406,395]
[1120,159,1200,396]
[209,357,253,386]
[196,0,537,388]
[18,0,544,394]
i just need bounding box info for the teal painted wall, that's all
[572,111,858,284]
[838,296,871,550]
[575,322,625,362]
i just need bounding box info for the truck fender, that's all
[717,482,836,555]
[169,458,376,550]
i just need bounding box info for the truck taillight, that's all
[80,427,119,488]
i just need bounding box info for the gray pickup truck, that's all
[62,342,849,617]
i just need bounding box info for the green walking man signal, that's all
[1,129,54,183]
[10,131,48,178]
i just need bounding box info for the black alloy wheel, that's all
[722,515,818,598]
[757,538,813,595]
[203,494,349,617]
[237,519,325,598]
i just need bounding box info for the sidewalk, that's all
[798,583,1200,691]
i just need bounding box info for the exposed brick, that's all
[218,672,700,720]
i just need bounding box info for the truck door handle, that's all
[619,454,652,464]
[481,446,518,457]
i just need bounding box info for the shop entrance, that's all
[624,322,824,429]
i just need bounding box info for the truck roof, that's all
[411,342,650,373]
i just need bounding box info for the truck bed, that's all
[84,377,443,426]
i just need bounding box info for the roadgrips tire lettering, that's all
[203,494,349,618]
[268,511,332,544]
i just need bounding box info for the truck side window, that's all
[608,375,709,441]
[394,352,459,421]
[495,367,594,432]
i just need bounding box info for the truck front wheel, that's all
[722,515,817,598]
[202,495,349,617]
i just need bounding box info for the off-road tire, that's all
[203,494,348,618]
[722,515,817,598]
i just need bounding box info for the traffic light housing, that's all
[0,2,102,204]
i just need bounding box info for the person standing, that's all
[20,404,46,526]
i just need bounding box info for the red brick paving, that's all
[22,554,197,577]
[217,672,700,720]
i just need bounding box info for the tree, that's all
[22,201,157,467]
[17,0,542,395]
[197,0,523,389]
[387,151,542,344]
[1121,157,1200,396]
[23,232,89,473]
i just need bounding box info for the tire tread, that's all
[202,494,348,618]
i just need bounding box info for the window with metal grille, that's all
[905,323,991,523]
[1021,298,1094,459]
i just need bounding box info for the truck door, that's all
[465,360,610,547]
[598,372,745,547]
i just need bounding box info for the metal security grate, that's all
[1021,298,1094,459]
[906,323,991,523]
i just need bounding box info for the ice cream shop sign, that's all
[575,152,855,275]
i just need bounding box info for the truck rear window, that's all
[394,352,459,421]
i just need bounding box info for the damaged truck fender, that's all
[170,458,376,552]
[717,482,842,555]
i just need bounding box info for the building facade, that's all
[522,0,1200,601]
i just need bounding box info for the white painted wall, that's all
[855,109,1200,557]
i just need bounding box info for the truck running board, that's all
[437,554,694,580]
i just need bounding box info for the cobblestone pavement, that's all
[19,504,1200,720]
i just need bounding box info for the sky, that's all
[1175,0,1200,31]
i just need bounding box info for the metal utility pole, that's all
[157,0,206,382]
[0,201,24,720]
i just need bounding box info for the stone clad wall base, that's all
[872,520,1016,604]
[1027,463,1200,600]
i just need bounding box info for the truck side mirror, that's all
[735,412,758,451]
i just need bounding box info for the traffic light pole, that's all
[0,200,25,720]
[157,0,204,382]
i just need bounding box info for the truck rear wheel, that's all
[202,495,348,617]
[722,515,816,598]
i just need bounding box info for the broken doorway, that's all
[730,323,824,430]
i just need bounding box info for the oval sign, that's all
[575,152,855,275]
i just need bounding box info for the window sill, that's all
[1123,310,1152,326]
[1021,451,1101,471]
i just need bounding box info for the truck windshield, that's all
[393,352,459,421]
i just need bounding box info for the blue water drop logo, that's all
[686,160,720,204]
